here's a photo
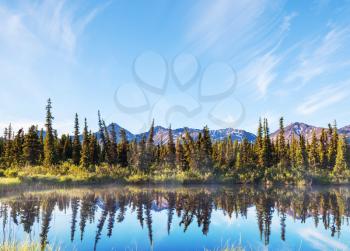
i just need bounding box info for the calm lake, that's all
[0,185,350,251]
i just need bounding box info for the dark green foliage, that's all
[109,124,118,165]
[176,138,187,171]
[23,126,40,165]
[13,129,24,165]
[166,125,176,168]
[80,118,90,168]
[44,99,56,166]
[309,130,319,171]
[136,136,147,172]
[200,126,213,170]
[117,129,128,167]
[62,134,72,161]
[277,117,289,168]
[333,135,350,177]
[261,119,273,169]
[296,135,308,169]
[328,121,338,168]
[72,113,81,165]
[89,133,100,165]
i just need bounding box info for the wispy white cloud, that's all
[286,26,350,85]
[296,83,350,115]
[280,12,298,33]
[21,0,109,54]
[240,51,281,97]
[183,1,300,99]
[185,0,286,57]
[237,11,300,98]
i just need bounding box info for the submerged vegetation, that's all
[1,99,350,186]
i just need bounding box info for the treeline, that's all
[0,99,349,183]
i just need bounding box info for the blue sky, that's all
[1,0,350,135]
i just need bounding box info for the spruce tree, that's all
[98,111,107,162]
[226,136,236,168]
[175,138,187,171]
[328,121,338,169]
[72,113,81,165]
[44,99,56,166]
[289,134,298,168]
[262,118,273,168]
[201,126,213,169]
[277,117,289,169]
[53,130,62,163]
[144,120,155,170]
[333,135,349,177]
[129,139,138,168]
[109,124,118,165]
[166,125,176,168]
[102,120,113,165]
[296,135,308,168]
[3,124,13,167]
[23,125,40,165]
[309,130,319,172]
[216,141,226,167]
[319,129,328,169]
[38,129,44,164]
[255,118,264,168]
[62,134,72,161]
[117,128,129,167]
[80,118,91,168]
[13,129,24,166]
[136,136,147,172]
[183,130,195,170]
[89,132,100,165]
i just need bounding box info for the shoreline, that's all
[1,172,349,189]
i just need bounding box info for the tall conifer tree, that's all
[23,125,40,165]
[80,118,91,168]
[333,135,349,177]
[44,99,56,166]
[72,113,81,165]
[166,125,176,167]
[309,130,319,172]
[117,128,129,167]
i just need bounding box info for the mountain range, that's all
[105,123,257,144]
[103,121,350,144]
[33,121,349,144]
[270,122,350,142]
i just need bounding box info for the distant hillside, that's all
[270,122,323,142]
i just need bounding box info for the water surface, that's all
[0,185,350,250]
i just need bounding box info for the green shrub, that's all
[4,169,18,177]
[0,169,5,177]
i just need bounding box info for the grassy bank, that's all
[0,162,349,188]
[0,163,232,187]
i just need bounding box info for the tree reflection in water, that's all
[0,186,350,250]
